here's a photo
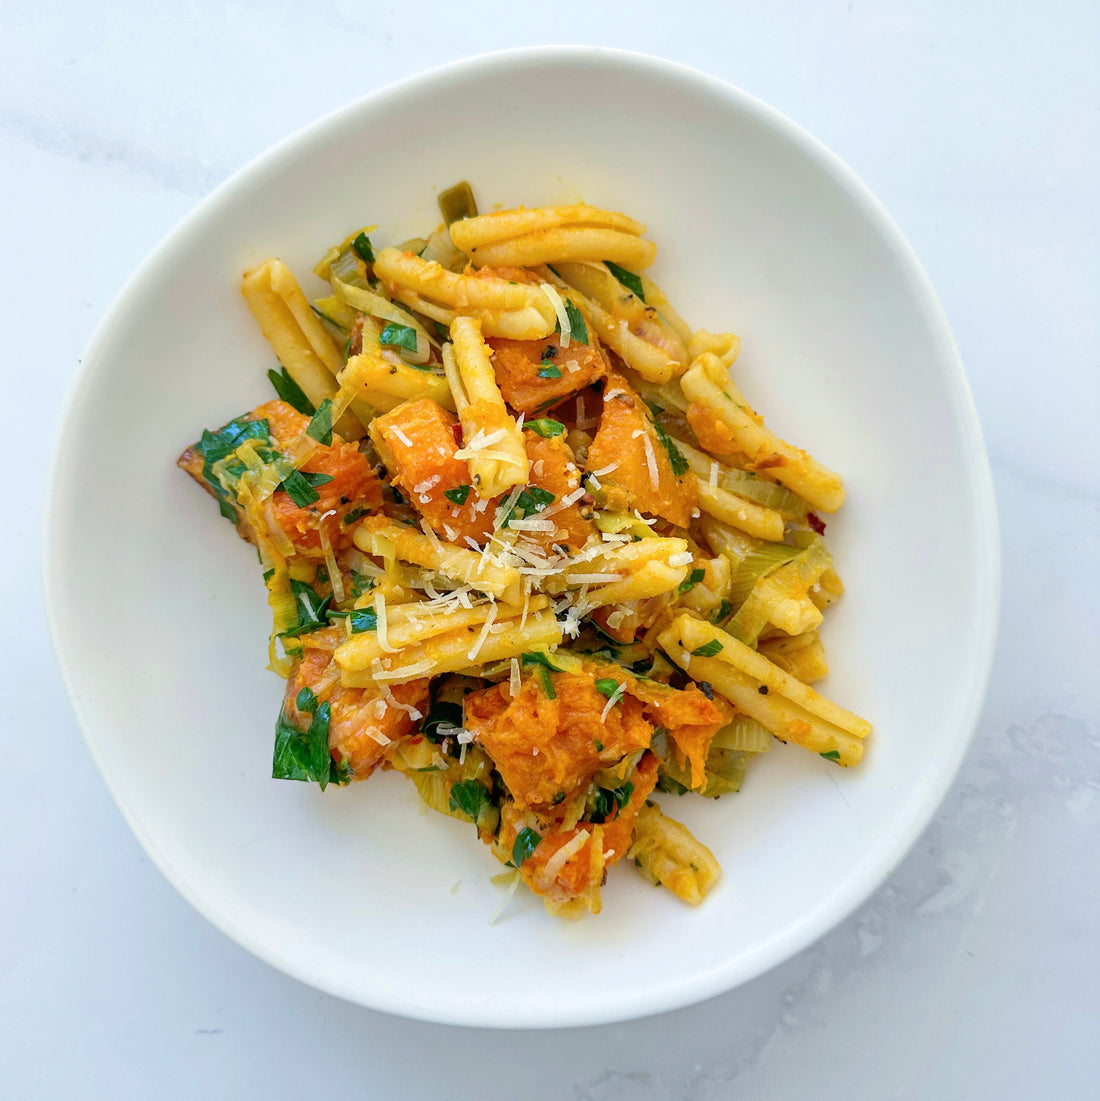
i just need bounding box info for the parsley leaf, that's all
[536,666,556,698]
[449,779,489,822]
[422,699,464,743]
[512,827,542,866]
[679,568,706,594]
[713,599,732,624]
[341,505,368,525]
[651,417,690,477]
[379,322,419,352]
[193,416,272,521]
[349,570,374,598]
[444,485,472,506]
[558,299,588,344]
[820,750,841,762]
[590,780,634,823]
[279,469,334,508]
[284,578,331,636]
[352,232,375,264]
[521,651,564,672]
[692,639,724,658]
[595,679,625,707]
[501,486,555,527]
[537,363,563,379]
[349,608,378,633]
[526,418,565,438]
[272,697,346,789]
[267,367,316,415]
[604,261,646,301]
[305,398,333,446]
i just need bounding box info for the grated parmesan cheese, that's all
[465,600,499,661]
[373,591,399,654]
[364,726,392,746]
[412,475,441,494]
[508,518,555,533]
[376,659,435,681]
[542,829,591,883]
[642,431,659,489]
[392,427,413,448]
[316,510,345,604]
[539,283,571,347]
[668,552,694,568]
[600,683,626,722]
[380,681,422,719]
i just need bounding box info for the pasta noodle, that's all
[178,181,870,920]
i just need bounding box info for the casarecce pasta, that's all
[178,183,870,919]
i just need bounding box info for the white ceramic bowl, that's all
[46,47,999,1028]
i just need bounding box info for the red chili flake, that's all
[451,422,464,447]
[807,512,826,535]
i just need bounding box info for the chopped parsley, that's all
[651,416,690,477]
[193,416,272,521]
[526,418,565,438]
[379,322,419,352]
[448,779,490,822]
[521,651,564,672]
[820,749,841,762]
[352,232,375,264]
[348,608,377,633]
[285,578,331,636]
[444,485,472,506]
[679,568,706,594]
[279,469,334,508]
[691,639,724,658]
[501,486,555,526]
[272,692,350,789]
[349,570,374,598]
[556,299,588,344]
[305,398,333,446]
[342,506,368,525]
[421,699,464,743]
[604,260,646,301]
[713,599,733,624]
[537,363,563,379]
[590,780,634,823]
[511,827,542,866]
[595,679,626,708]
[536,666,556,698]
[267,366,316,415]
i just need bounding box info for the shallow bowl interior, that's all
[47,47,998,1028]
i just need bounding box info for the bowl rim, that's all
[44,44,1001,1028]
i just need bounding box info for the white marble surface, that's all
[3,2,1097,1097]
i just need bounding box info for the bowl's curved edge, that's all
[44,44,1001,1030]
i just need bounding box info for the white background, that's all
[3,2,1097,1098]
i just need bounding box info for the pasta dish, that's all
[178,183,871,918]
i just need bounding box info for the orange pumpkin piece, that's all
[463,671,654,810]
[498,753,660,913]
[284,649,429,780]
[487,332,607,416]
[520,430,594,552]
[586,374,698,528]
[178,399,382,560]
[369,398,497,547]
